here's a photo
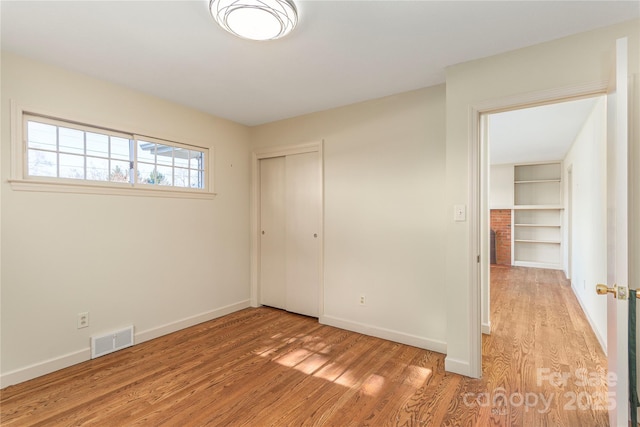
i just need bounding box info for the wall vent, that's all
[91,326,134,359]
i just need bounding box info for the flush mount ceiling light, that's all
[209,0,298,41]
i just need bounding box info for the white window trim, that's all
[9,101,216,199]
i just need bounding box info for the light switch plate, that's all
[454,204,466,222]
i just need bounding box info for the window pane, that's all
[111,137,130,161]
[28,149,57,177]
[27,121,57,150]
[174,155,189,168]
[156,144,173,166]
[174,147,190,164]
[59,153,85,179]
[59,127,84,155]
[137,162,156,184]
[137,141,156,163]
[190,150,203,169]
[174,167,189,187]
[156,165,173,186]
[110,160,131,183]
[86,157,109,181]
[190,169,204,189]
[86,132,108,158]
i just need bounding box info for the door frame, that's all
[470,81,608,378]
[567,164,573,281]
[250,141,324,315]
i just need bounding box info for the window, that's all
[26,118,135,183]
[14,111,213,198]
[135,138,205,189]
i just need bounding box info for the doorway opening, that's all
[482,94,608,350]
[474,93,610,420]
[483,94,607,345]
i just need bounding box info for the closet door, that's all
[285,152,320,317]
[259,156,286,309]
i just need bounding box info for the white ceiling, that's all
[488,96,601,165]
[1,1,638,126]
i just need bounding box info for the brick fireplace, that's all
[490,209,512,266]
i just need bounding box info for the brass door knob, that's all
[596,284,617,298]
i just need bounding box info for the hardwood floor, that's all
[1,266,609,426]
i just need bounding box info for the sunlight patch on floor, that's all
[255,333,379,390]
[275,349,312,367]
[296,353,329,375]
[313,362,349,383]
[333,369,357,388]
[404,365,432,388]
[360,374,385,396]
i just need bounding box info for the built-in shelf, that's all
[514,205,563,210]
[512,162,563,270]
[515,179,561,184]
[514,163,562,181]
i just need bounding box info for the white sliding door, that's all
[258,150,321,317]
[285,152,320,317]
[259,156,286,310]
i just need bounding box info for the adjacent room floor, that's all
[1,266,608,426]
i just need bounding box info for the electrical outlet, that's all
[77,312,89,329]
[359,295,366,306]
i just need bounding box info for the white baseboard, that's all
[319,315,447,354]
[570,283,607,355]
[482,322,491,335]
[136,300,250,344]
[0,300,251,389]
[444,357,471,376]
[0,349,90,389]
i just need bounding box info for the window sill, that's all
[8,179,217,200]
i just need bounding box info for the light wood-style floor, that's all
[1,266,609,426]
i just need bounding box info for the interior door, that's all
[602,36,629,427]
[259,151,321,317]
[259,156,286,310]
[285,152,320,317]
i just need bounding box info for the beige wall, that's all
[445,19,639,375]
[0,53,252,385]
[251,85,448,350]
[563,96,608,351]
[489,164,514,209]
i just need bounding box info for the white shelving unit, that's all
[512,162,563,269]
